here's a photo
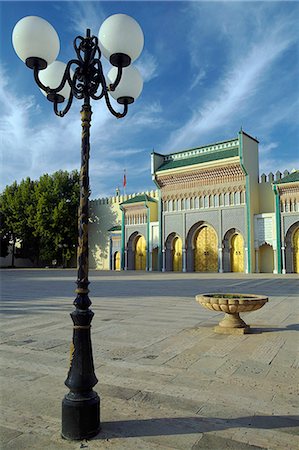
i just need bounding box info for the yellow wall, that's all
[89,191,158,269]
[259,244,274,273]
[148,201,158,222]
[241,132,259,272]
[89,199,122,269]
[258,182,275,213]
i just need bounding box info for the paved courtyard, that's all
[0,269,298,450]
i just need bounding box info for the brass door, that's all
[194,226,218,272]
[135,235,146,270]
[230,233,244,272]
[293,228,299,273]
[173,237,182,272]
[114,251,120,271]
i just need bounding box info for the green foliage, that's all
[0,170,79,266]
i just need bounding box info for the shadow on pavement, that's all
[250,323,299,333]
[92,415,299,440]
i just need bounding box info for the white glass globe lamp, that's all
[38,61,74,102]
[98,14,144,67]
[107,65,143,104]
[12,16,60,69]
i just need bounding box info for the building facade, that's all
[89,130,299,274]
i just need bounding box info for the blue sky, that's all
[1,1,298,199]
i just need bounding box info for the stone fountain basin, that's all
[195,293,268,334]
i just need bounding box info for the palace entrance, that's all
[135,235,146,270]
[230,233,244,272]
[113,251,120,270]
[293,227,299,273]
[194,225,218,272]
[172,236,182,272]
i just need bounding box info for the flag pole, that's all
[123,169,127,196]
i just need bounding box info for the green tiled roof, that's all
[108,225,121,232]
[157,148,239,172]
[274,170,299,184]
[121,194,157,205]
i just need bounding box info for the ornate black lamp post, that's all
[12,14,144,440]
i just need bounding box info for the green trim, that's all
[157,148,238,172]
[153,177,162,271]
[146,204,150,271]
[108,225,121,232]
[274,170,299,184]
[273,185,282,273]
[160,136,239,157]
[239,130,251,273]
[121,194,157,205]
[120,208,125,270]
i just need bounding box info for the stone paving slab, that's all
[0,270,299,450]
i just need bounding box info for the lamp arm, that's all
[103,88,128,118]
[33,59,79,94]
[109,65,123,92]
[54,90,74,117]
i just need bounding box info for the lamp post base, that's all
[61,390,100,440]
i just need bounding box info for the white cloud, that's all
[189,68,206,91]
[259,142,279,155]
[67,1,106,37]
[166,15,297,152]
[135,50,158,82]
[259,155,299,176]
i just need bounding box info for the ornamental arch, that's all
[113,251,120,271]
[126,231,146,270]
[186,221,218,272]
[222,228,245,273]
[285,221,299,273]
[165,233,183,271]
[259,243,274,273]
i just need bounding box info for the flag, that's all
[123,170,127,188]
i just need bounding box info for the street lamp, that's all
[12,14,144,441]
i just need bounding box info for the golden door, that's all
[293,228,299,273]
[194,226,218,272]
[114,251,120,271]
[230,234,244,272]
[173,237,182,272]
[135,235,146,270]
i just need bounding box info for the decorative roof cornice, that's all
[108,225,121,232]
[156,164,245,189]
[120,193,157,206]
[156,147,239,172]
[274,170,299,185]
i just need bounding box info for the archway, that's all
[230,233,244,272]
[259,243,274,273]
[293,227,299,273]
[285,222,299,273]
[113,251,120,271]
[172,236,182,272]
[135,235,146,270]
[194,225,218,272]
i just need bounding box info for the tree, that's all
[0,178,37,266]
[33,170,80,264]
[0,210,10,258]
[0,170,79,267]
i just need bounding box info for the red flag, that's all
[123,171,127,188]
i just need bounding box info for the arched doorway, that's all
[113,251,120,271]
[293,228,299,273]
[194,225,218,272]
[173,236,182,272]
[230,233,244,272]
[135,235,146,270]
[284,222,299,273]
[259,243,274,273]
